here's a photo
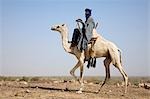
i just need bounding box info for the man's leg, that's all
[87,38,97,68]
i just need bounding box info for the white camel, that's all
[51,24,128,94]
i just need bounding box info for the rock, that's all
[144,83,150,89]
[53,80,59,84]
[138,83,144,87]
[128,82,131,86]
[95,82,99,84]
[14,93,19,96]
[76,90,82,94]
[83,80,87,84]
[20,81,28,85]
[121,82,125,86]
[88,82,94,85]
[59,80,64,83]
[0,82,3,86]
[116,83,120,87]
[64,80,67,83]
[109,90,112,93]
[138,83,150,89]
[25,89,30,93]
[14,92,24,97]
[15,79,20,82]
[53,80,64,83]
[69,79,76,83]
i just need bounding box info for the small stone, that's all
[144,83,150,89]
[121,82,125,86]
[88,82,94,85]
[70,79,76,83]
[116,83,120,87]
[53,80,59,83]
[20,81,28,85]
[138,83,144,87]
[15,93,19,96]
[64,80,67,83]
[76,90,82,94]
[84,80,87,84]
[128,82,131,86]
[109,90,112,93]
[25,89,30,93]
[15,79,20,82]
[0,82,3,86]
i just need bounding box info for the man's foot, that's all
[87,57,96,68]
[92,57,96,68]
[87,57,92,68]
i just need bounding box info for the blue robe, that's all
[78,16,95,51]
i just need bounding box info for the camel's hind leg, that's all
[114,63,128,94]
[98,57,111,92]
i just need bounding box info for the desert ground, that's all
[0,76,149,99]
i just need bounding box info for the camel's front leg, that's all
[70,51,85,81]
[77,52,85,94]
[70,61,84,94]
[76,64,84,94]
[70,52,85,93]
[70,61,80,81]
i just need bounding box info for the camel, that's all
[51,23,128,94]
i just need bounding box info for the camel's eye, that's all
[57,26,60,28]
[62,24,65,26]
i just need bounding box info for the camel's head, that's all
[51,24,68,33]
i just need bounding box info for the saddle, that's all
[70,28,81,47]
[89,37,98,44]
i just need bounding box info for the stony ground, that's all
[0,76,149,99]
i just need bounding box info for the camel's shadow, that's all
[27,85,98,94]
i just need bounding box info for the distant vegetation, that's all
[0,76,149,85]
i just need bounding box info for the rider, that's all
[84,8,97,68]
[85,8,95,43]
[70,8,97,68]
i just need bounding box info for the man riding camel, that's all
[70,8,98,68]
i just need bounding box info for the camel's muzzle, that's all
[51,27,55,30]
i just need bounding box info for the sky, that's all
[0,0,149,76]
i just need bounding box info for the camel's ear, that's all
[62,24,65,26]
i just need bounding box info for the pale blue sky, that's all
[0,0,149,76]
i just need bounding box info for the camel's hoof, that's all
[76,90,82,94]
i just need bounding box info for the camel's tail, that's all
[118,49,122,66]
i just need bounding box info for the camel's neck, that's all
[60,29,72,53]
